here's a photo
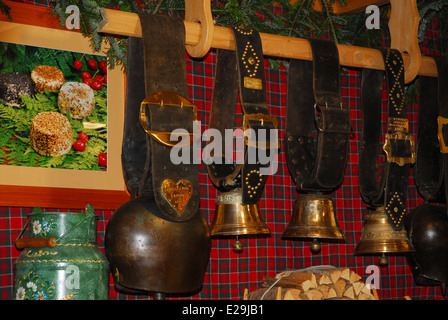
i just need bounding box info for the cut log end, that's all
[249,267,378,300]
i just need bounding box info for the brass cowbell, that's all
[282,193,345,253]
[210,189,270,251]
[355,206,415,267]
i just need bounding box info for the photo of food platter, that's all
[0,21,126,209]
[0,41,108,171]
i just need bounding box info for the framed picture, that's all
[0,21,129,209]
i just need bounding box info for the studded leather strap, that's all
[206,26,277,205]
[359,48,415,230]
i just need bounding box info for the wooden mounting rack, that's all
[97,0,436,83]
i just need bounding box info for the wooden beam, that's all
[98,8,437,79]
[0,0,61,29]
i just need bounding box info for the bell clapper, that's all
[379,253,388,267]
[233,236,243,252]
[310,238,321,254]
[153,292,166,300]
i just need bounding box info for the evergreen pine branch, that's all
[319,0,339,42]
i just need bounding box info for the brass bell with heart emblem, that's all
[105,18,211,299]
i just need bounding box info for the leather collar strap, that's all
[206,26,277,205]
[415,56,448,203]
[135,13,199,222]
[286,38,351,192]
[359,48,415,230]
[121,36,152,198]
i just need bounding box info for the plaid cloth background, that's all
[0,1,446,300]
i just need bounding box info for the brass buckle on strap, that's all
[242,113,278,149]
[383,132,416,166]
[437,116,448,153]
[140,91,198,147]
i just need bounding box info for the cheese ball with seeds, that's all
[30,111,73,157]
[31,65,65,93]
[58,82,96,119]
[0,72,35,107]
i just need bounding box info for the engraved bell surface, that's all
[355,206,415,255]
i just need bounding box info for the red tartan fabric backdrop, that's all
[0,2,446,301]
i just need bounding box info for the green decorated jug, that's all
[13,205,109,300]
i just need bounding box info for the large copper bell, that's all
[105,196,211,298]
[210,189,270,251]
[355,206,414,267]
[405,202,448,297]
[282,193,345,254]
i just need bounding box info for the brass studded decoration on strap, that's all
[245,169,264,199]
[385,49,405,115]
[235,27,263,90]
[385,191,407,229]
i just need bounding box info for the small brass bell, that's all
[355,206,415,267]
[282,193,345,253]
[210,189,271,250]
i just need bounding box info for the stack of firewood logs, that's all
[244,267,379,300]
